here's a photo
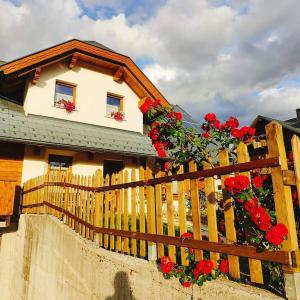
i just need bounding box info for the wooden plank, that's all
[177,166,188,265]
[237,143,263,284]
[139,167,146,257]
[123,170,130,254]
[282,170,296,186]
[131,169,137,256]
[155,168,164,259]
[292,135,300,207]
[90,174,96,240]
[74,175,80,232]
[0,180,16,216]
[188,161,203,261]
[94,170,104,245]
[116,171,123,252]
[203,161,219,268]
[86,176,91,239]
[110,174,116,250]
[266,122,299,254]
[104,174,110,248]
[219,149,240,279]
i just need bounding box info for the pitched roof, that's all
[251,114,300,136]
[0,96,156,157]
[172,104,201,133]
[0,60,6,66]
[0,39,169,107]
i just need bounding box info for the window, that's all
[54,81,76,108]
[106,93,123,116]
[48,155,72,171]
[103,160,124,178]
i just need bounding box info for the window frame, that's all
[106,92,124,117]
[54,80,77,108]
[48,154,73,172]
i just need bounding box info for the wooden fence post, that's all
[155,167,164,259]
[94,170,104,245]
[139,167,146,257]
[219,149,240,279]
[266,122,300,299]
[237,143,263,284]
[131,169,137,256]
[292,135,300,207]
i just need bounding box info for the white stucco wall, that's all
[24,61,143,133]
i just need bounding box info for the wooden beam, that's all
[32,67,42,85]
[113,67,124,82]
[68,54,78,69]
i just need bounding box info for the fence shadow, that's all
[105,271,135,300]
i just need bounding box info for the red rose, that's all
[244,198,258,214]
[250,207,271,231]
[225,116,239,129]
[231,128,243,139]
[153,99,161,107]
[224,175,250,194]
[212,119,221,129]
[253,176,265,188]
[240,126,250,136]
[202,132,210,139]
[161,256,173,274]
[157,148,167,158]
[181,232,193,239]
[140,98,152,113]
[204,113,217,123]
[265,224,288,246]
[164,162,170,172]
[219,259,229,273]
[193,267,200,279]
[197,259,213,275]
[182,281,191,288]
[175,112,183,121]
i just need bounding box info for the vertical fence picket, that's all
[166,175,176,262]
[237,143,263,284]
[266,122,299,252]
[139,166,146,257]
[155,168,164,259]
[188,161,203,261]
[123,170,130,254]
[74,174,80,232]
[203,161,219,268]
[177,166,188,265]
[110,173,116,250]
[292,135,300,207]
[104,174,110,248]
[131,169,137,256]
[94,170,104,246]
[219,149,240,279]
[116,171,123,252]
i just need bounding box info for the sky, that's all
[1,0,300,124]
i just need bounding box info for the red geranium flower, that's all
[181,232,193,239]
[219,259,229,273]
[244,198,258,214]
[265,224,288,246]
[193,267,200,279]
[253,176,265,188]
[204,113,217,123]
[164,162,170,172]
[160,256,174,274]
[250,207,271,231]
[197,259,213,275]
[231,128,243,139]
[224,175,250,194]
[153,99,161,107]
[225,116,239,129]
[182,281,191,288]
[175,112,183,121]
[202,132,210,139]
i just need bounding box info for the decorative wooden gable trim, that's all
[113,67,124,82]
[68,54,78,69]
[32,68,42,85]
[0,39,170,107]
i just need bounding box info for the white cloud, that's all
[1,0,300,124]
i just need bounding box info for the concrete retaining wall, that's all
[0,215,282,300]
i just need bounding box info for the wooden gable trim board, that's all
[0,39,170,107]
[32,67,42,85]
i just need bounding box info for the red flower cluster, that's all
[193,259,213,278]
[63,100,75,113]
[225,116,239,129]
[224,175,250,194]
[231,126,255,141]
[219,259,229,274]
[166,111,183,121]
[181,232,193,239]
[244,197,258,214]
[139,98,153,113]
[252,175,267,188]
[154,141,167,158]
[161,256,174,274]
[265,224,288,246]
[250,206,271,231]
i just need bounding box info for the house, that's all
[0,39,171,222]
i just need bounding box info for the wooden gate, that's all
[0,180,17,225]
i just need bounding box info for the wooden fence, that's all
[22,121,300,287]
